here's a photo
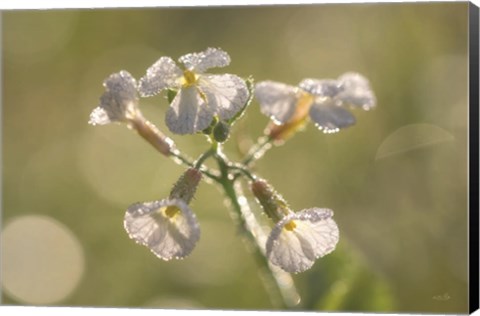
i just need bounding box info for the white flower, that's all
[266,208,339,273]
[88,70,174,156]
[300,73,376,133]
[138,47,249,135]
[255,72,376,134]
[124,198,200,260]
[89,71,139,125]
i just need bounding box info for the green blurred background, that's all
[1,2,469,313]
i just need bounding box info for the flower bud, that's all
[250,179,289,223]
[169,168,202,204]
[213,121,230,143]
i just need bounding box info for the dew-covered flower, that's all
[124,198,200,260]
[266,208,339,273]
[251,179,339,273]
[299,73,376,132]
[255,72,376,136]
[89,70,140,125]
[124,168,202,260]
[138,47,249,135]
[88,70,174,156]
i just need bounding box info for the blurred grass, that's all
[1,2,469,313]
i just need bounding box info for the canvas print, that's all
[1,2,476,314]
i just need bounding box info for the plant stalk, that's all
[215,151,300,309]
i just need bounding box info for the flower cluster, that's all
[88,47,376,281]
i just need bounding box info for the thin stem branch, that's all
[170,148,220,181]
[194,148,215,169]
[242,136,273,166]
[229,164,256,181]
[170,148,194,166]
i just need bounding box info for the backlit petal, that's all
[179,47,230,73]
[165,86,214,134]
[138,56,183,97]
[124,198,200,260]
[337,72,376,110]
[309,100,356,133]
[89,70,138,125]
[254,81,299,124]
[198,74,249,121]
[299,78,341,98]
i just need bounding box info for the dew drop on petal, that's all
[309,101,356,132]
[199,74,249,121]
[92,70,139,124]
[299,78,341,97]
[138,56,183,97]
[179,47,231,73]
[88,107,111,125]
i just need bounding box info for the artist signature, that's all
[432,292,451,301]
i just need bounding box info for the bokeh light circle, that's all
[1,215,85,305]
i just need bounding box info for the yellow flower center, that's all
[182,70,198,87]
[284,220,297,231]
[164,205,181,218]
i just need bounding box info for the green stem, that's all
[215,153,300,309]
[233,182,301,309]
[229,164,256,181]
[170,148,194,166]
[194,148,215,169]
[242,136,273,166]
[170,148,219,181]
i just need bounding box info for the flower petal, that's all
[165,86,214,134]
[266,208,339,273]
[337,72,376,110]
[138,57,183,97]
[124,198,200,260]
[254,81,299,124]
[309,100,356,133]
[198,74,249,121]
[88,107,111,125]
[178,47,231,73]
[299,78,342,98]
[89,70,138,125]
